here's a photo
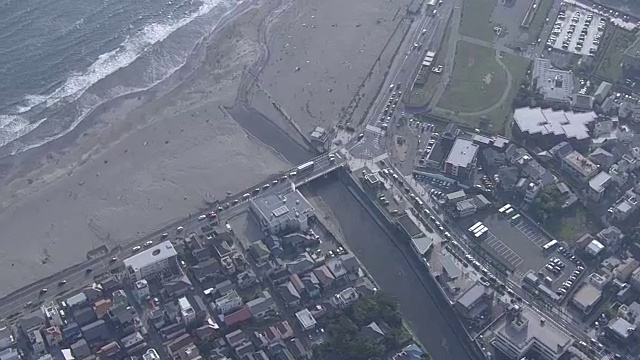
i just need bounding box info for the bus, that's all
[504,208,515,216]
[473,225,487,236]
[542,239,558,251]
[474,228,488,239]
[468,222,483,232]
[510,214,521,222]
[297,161,315,174]
[498,204,512,213]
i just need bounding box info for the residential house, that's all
[215,290,243,315]
[294,309,316,331]
[249,241,271,263]
[614,258,640,282]
[29,329,46,356]
[286,254,315,275]
[561,151,599,183]
[312,266,335,290]
[361,321,386,343]
[355,277,378,297]
[589,148,617,169]
[43,326,63,348]
[214,240,235,259]
[214,279,236,296]
[0,327,14,350]
[246,291,277,320]
[73,306,97,326]
[224,306,252,327]
[278,282,301,308]
[456,199,477,218]
[71,339,91,358]
[287,338,311,360]
[225,329,247,348]
[598,226,625,250]
[609,190,640,222]
[392,344,425,360]
[263,235,284,257]
[236,269,258,289]
[190,258,222,283]
[300,273,321,298]
[497,167,519,192]
[161,274,192,299]
[265,321,294,343]
[330,287,359,308]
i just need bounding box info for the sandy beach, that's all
[0,0,412,295]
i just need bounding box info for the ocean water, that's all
[0,0,244,155]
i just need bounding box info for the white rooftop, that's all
[572,283,602,310]
[123,241,177,272]
[589,171,611,193]
[514,107,596,140]
[495,306,572,355]
[295,308,316,328]
[445,139,478,168]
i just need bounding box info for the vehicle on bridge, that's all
[297,161,315,174]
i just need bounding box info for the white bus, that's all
[474,228,488,239]
[468,222,483,232]
[297,161,315,174]
[542,239,558,251]
[473,225,487,236]
[504,208,515,216]
[510,214,521,222]
[498,204,512,213]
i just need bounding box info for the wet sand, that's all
[0,0,413,295]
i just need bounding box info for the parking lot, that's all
[548,5,605,56]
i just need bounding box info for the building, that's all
[215,290,243,315]
[571,284,602,314]
[572,94,594,111]
[598,226,625,249]
[0,327,15,350]
[133,279,150,303]
[295,309,316,331]
[224,306,252,327]
[587,171,612,201]
[42,301,64,327]
[492,305,572,360]
[392,343,425,360]
[608,190,640,222]
[29,329,46,355]
[444,139,478,178]
[606,317,637,343]
[330,287,359,308]
[594,81,612,103]
[531,58,574,105]
[178,297,196,325]
[455,284,494,324]
[614,258,639,282]
[250,190,315,235]
[246,291,277,319]
[586,240,605,257]
[0,348,19,360]
[123,241,178,281]
[561,151,598,182]
[513,108,595,144]
[589,148,616,170]
[143,348,161,360]
[456,199,477,218]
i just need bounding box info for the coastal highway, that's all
[349,1,454,158]
[0,151,345,322]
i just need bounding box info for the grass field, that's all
[595,29,637,83]
[546,206,600,243]
[438,41,507,113]
[527,0,554,42]
[470,52,531,133]
[459,0,498,42]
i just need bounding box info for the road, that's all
[0,151,346,323]
[349,1,455,159]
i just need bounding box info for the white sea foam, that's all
[2,0,242,153]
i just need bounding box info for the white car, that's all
[176,226,184,232]
[198,214,207,221]
[132,246,141,252]
[144,241,154,247]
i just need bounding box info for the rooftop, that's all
[495,306,572,355]
[532,58,574,102]
[572,284,602,310]
[445,139,478,169]
[123,241,177,272]
[563,151,599,178]
[589,171,612,193]
[457,283,490,311]
[513,107,596,140]
[295,309,316,328]
[250,190,314,229]
[608,317,636,339]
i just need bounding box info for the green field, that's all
[545,206,600,243]
[471,52,531,133]
[527,0,554,42]
[459,0,499,42]
[438,41,508,113]
[596,29,637,82]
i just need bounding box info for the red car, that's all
[209,212,217,219]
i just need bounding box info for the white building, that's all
[133,279,150,303]
[587,171,612,201]
[214,290,243,315]
[143,349,161,360]
[492,306,572,360]
[41,301,64,327]
[123,241,178,281]
[250,190,315,235]
[29,329,46,356]
[178,297,196,325]
[608,190,640,222]
[295,309,316,331]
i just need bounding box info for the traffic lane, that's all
[312,178,474,360]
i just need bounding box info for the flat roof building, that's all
[587,171,612,201]
[492,305,572,360]
[444,139,478,179]
[250,190,315,235]
[532,58,574,104]
[571,284,601,314]
[561,151,599,182]
[123,241,178,281]
[294,309,316,331]
[513,108,596,141]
